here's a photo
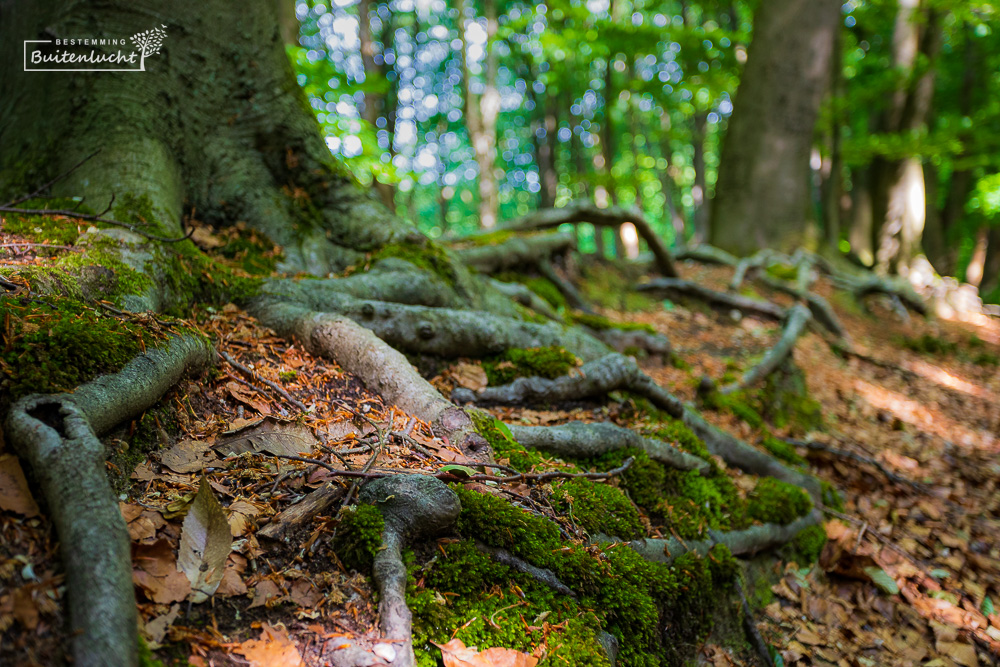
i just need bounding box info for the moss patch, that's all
[367,240,458,287]
[789,524,826,565]
[550,478,644,540]
[746,478,812,525]
[896,333,957,356]
[760,435,805,466]
[571,312,656,334]
[0,294,156,407]
[468,409,549,472]
[482,346,577,386]
[331,504,385,572]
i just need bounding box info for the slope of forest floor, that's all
[2,230,1000,667]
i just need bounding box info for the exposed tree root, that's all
[3,334,212,667]
[575,322,672,357]
[506,421,710,473]
[453,354,821,498]
[476,543,576,597]
[506,202,679,278]
[537,259,593,313]
[625,510,822,563]
[255,289,611,361]
[638,277,787,321]
[455,231,576,274]
[674,244,739,266]
[358,475,462,667]
[721,304,812,394]
[250,301,491,460]
[487,278,561,320]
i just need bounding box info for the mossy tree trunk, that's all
[1,0,413,275]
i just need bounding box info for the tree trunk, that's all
[821,25,844,248]
[872,2,942,276]
[691,111,710,244]
[709,0,841,256]
[1,0,410,275]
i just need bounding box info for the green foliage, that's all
[0,295,154,406]
[331,505,385,572]
[760,435,805,466]
[482,346,577,386]
[138,636,166,667]
[571,312,656,333]
[278,370,298,382]
[746,479,812,526]
[790,525,827,565]
[821,481,845,512]
[550,478,644,540]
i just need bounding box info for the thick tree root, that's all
[638,278,787,321]
[721,304,812,394]
[453,354,821,498]
[476,543,576,597]
[487,278,561,321]
[580,326,672,356]
[625,510,822,563]
[538,259,593,313]
[255,289,611,361]
[506,421,710,473]
[3,334,212,667]
[251,301,492,459]
[674,244,740,266]
[455,231,576,274]
[359,475,462,667]
[506,202,679,278]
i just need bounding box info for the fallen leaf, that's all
[289,580,322,608]
[143,603,180,646]
[451,362,488,391]
[0,454,39,517]
[216,567,248,598]
[249,579,282,608]
[132,539,191,604]
[234,622,305,667]
[214,417,317,458]
[228,500,263,537]
[226,382,272,415]
[433,638,539,667]
[159,439,218,474]
[863,566,900,595]
[178,479,232,603]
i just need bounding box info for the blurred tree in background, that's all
[293,0,1000,298]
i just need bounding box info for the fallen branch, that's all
[637,278,787,321]
[506,421,710,473]
[788,437,924,489]
[3,334,212,667]
[720,304,811,394]
[219,349,309,413]
[454,231,576,274]
[674,244,739,267]
[506,202,679,278]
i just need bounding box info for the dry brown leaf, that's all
[216,567,248,598]
[226,382,272,415]
[234,622,305,667]
[143,603,180,646]
[249,579,282,608]
[451,362,488,391]
[0,454,39,517]
[228,500,263,537]
[214,417,317,458]
[159,439,218,474]
[936,641,978,667]
[178,478,232,603]
[132,539,191,604]
[433,638,538,667]
[289,580,322,608]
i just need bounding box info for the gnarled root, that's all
[721,304,811,394]
[506,421,710,473]
[454,353,821,498]
[359,475,462,667]
[455,231,576,274]
[638,278,787,321]
[3,334,212,667]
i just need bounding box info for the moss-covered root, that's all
[587,327,671,357]
[720,304,811,395]
[637,278,787,321]
[451,352,822,499]
[507,421,710,474]
[359,475,462,667]
[1,335,211,667]
[487,278,562,321]
[252,301,491,460]
[627,510,822,564]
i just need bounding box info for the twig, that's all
[270,453,634,484]
[735,577,774,667]
[219,350,309,413]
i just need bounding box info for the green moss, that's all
[482,346,577,386]
[896,333,958,356]
[746,479,812,526]
[589,449,667,509]
[449,486,737,665]
[465,229,516,247]
[368,240,458,287]
[821,480,844,512]
[789,525,826,565]
[0,295,155,407]
[522,276,567,310]
[580,263,655,312]
[138,636,166,667]
[550,478,644,539]
[571,312,656,334]
[278,371,297,382]
[760,436,805,465]
[971,351,1000,367]
[758,363,823,431]
[651,419,713,462]
[704,392,766,430]
[468,409,549,472]
[765,263,798,281]
[2,199,86,246]
[331,505,385,572]
[656,470,749,540]
[216,225,282,276]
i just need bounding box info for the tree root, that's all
[674,244,740,266]
[254,290,611,361]
[538,259,593,313]
[487,278,561,321]
[638,278,787,321]
[455,231,576,274]
[721,304,811,394]
[250,301,492,460]
[506,202,679,278]
[3,334,212,667]
[506,421,710,473]
[475,543,576,597]
[359,475,462,667]
[625,510,822,563]
[453,354,821,498]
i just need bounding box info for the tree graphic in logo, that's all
[130,24,167,70]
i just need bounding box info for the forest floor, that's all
[2,235,1000,666]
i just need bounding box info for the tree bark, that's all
[709,0,841,256]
